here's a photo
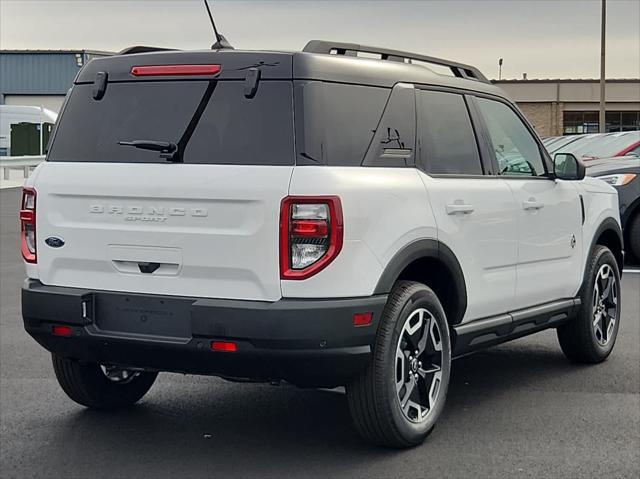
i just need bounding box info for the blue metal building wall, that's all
[0,52,108,102]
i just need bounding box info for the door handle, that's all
[523,199,544,210]
[446,203,475,215]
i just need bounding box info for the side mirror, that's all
[553,153,586,181]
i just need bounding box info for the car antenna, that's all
[204,0,234,50]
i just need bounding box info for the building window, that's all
[563,111,599,135]
[605,111,640,132]
[563,111,640,135]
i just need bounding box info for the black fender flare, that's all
[588,217,624,272]
[373,238,467,324]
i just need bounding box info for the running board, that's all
[452,298,581,356]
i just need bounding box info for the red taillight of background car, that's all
[20,187,37,263]
[280,196,343,280]
[615,140,640,157]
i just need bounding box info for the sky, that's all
[1,0,639,80]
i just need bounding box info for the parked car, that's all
[543,131,640,161]
[588,155,640,261]
[20,41,624,448]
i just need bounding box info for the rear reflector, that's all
[353,313,373,327]
[211,341,238,352]
[52,325,73,337]
[131,64,222,77]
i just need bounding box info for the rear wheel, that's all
[557,245,621,363]
[347,281,451,448]
[52,354,158,409]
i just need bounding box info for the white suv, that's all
[20,41,624,448]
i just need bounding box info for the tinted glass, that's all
[417,90,482,175]
[363,83,416,167]
[48,80,294,165]
[476,97,546,177]
[295,81,389,166]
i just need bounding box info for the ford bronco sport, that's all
[21,41,624,448]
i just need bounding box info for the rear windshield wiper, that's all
[116,79,218,164]
[117,140,180,162]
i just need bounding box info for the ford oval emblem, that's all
[45,237,65,248]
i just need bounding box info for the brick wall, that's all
[517,102,564,137]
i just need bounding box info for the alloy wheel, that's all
[592,264,619,346]
[395,308,443,423]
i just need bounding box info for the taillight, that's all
[20,187,37,263]
[130,64,222,77]
[280,196,343,280]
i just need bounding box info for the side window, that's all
[295,81,389,166]
[363,83,416,167]
[417,90,483,175]
[475,97,546,177]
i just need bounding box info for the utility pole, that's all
[599,0,606,133]
[498,58,503,80]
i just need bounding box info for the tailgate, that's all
[34,162,291,301]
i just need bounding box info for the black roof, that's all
[77,40,507,98]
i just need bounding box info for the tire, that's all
[557,245,621,363]
[347,281,451,448]
[628,212,640,262]
[52,354,158,409]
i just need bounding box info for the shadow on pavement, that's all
[32,342,588,477]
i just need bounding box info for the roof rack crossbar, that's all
[302,40,489,83]
[118,46,178,55]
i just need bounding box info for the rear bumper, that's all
[22,280,387,387]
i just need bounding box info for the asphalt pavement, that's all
[1,187,638,478]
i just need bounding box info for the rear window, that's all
[48,80,294,165]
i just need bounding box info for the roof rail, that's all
[302,40,489,84]
[118,46,178,55]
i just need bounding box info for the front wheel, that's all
[557,245,621,363]
[52,354,158,409]
[347,281,451,448]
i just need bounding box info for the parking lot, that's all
[1,186,638,478]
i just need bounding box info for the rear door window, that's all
[48,80,294,165]
[417,90,483,175]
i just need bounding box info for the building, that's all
[0,50,112,113]
[494,78,640,137]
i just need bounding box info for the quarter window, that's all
[476,97,546,177]
[417,90,483,175]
